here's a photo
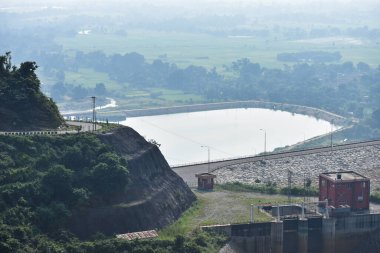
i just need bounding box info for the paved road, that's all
[66,121,102,132]
[172,139,380,184]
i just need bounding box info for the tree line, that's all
[0,134,132,252]
[53,51,380,120]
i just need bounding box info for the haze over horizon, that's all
[2,0,380,14]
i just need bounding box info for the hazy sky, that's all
[1,0,379,27]
[2,0,379,9]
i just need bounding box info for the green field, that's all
[55,30,380,118]
[64,68,123,91]
[61,67,205,110]
[56,30,380,70]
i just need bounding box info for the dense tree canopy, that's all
[0,134,131,251]
[0,133,226,252]
[0,52,63,131]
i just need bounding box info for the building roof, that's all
[116,230,158,241]
[196,172,216,178]
[320,171,368,181]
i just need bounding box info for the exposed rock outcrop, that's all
[69,127,196,238]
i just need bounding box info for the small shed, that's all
[319,171,370,210]
[196,173,216,190]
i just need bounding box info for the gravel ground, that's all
[214,145,380,192]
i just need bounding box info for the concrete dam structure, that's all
[203,213,380,253]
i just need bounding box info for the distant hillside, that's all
[0,52,63,131]
[0,126,196,252]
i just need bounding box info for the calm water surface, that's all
[120,108,339,166]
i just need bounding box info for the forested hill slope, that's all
[0,52,63,131]
[0,48,198,250]
[0,126,196,251]
[70,126,197,238]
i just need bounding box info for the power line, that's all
[134,118,235,157]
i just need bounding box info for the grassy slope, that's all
[159,189,308,239]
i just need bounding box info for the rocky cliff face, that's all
[69,126,196,238]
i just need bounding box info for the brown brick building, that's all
[319,171,370,210]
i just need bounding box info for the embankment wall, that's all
[202,213,380,253]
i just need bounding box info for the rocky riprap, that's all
[214,145,380,191]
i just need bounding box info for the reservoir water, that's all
[120,108,340,166]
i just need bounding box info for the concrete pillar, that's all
[250,204,254,223]
[271,221,283,253]
[322,218,336,253]
[298,218,308,253]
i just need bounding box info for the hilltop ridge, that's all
[0,52,63,131]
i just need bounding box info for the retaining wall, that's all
[202,213,380,253]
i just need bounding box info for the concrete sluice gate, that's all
[203,213,380,253]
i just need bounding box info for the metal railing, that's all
[0,130,77,136]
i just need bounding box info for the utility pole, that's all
[250,204,254,223]
[259,129,267,154]
[91,96,96,132]
[208,147,210,172]
[288,169,293,203]
[201,145,210,173]
[330,119,334,152]
[303,171,306,203]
